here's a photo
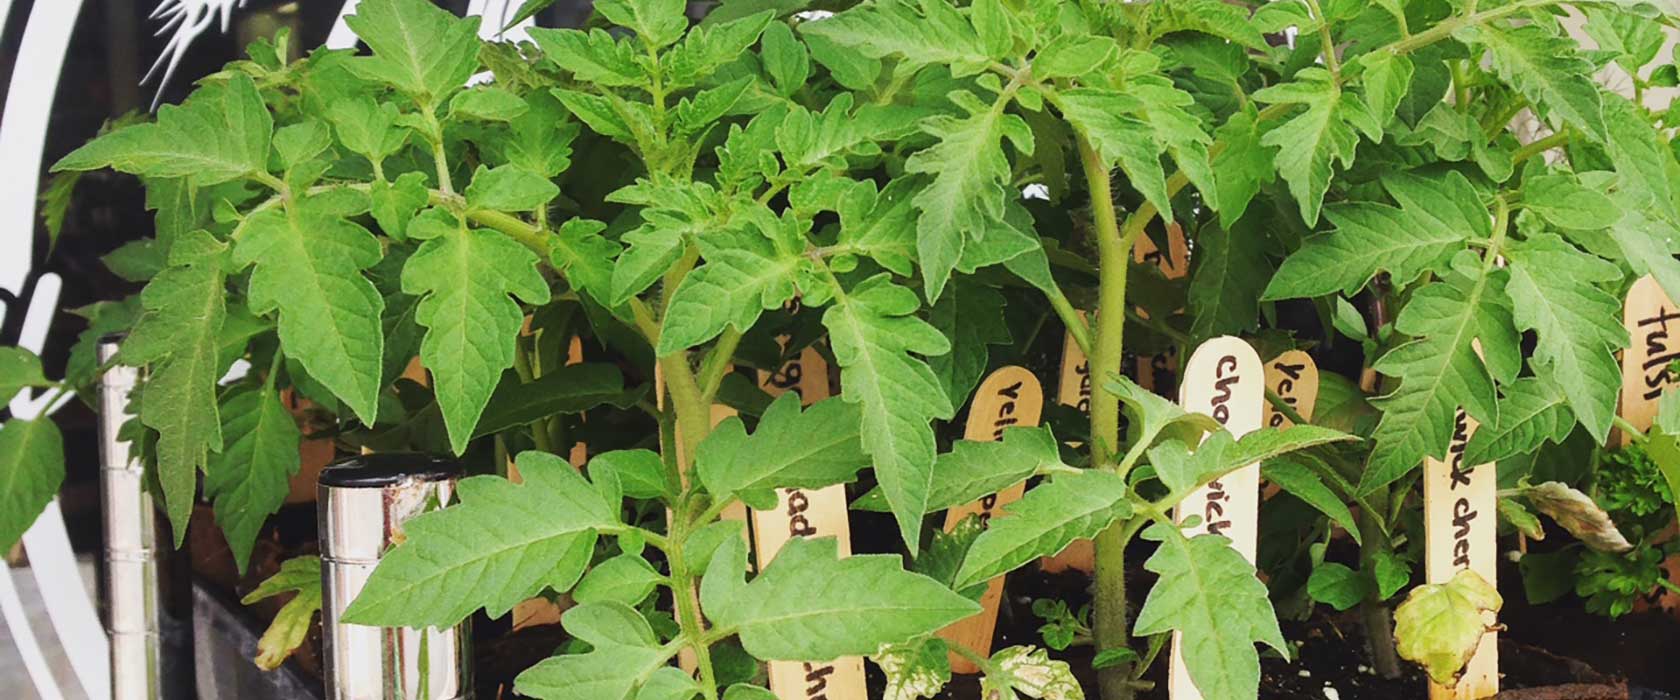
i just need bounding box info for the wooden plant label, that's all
[566,335,589,467]
[1263,350,1319,429]
[1042,316,1096,574]
[1168,336,1263,700]
[1615,276,1680,614]
[1619,275,1680,445]
[939,366,1045,673]
[749,343,867,700]
[1134,223,1190,396]
[1423,410,1499,699]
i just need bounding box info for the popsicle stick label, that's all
[1264,350,1320,428]
[1169,337,1264,700]
[1424,409,1499,699]
[937,366,1045,673]
[1619,275,1680,445]
[1134,223,1190,396]
[1042,318,1096,574]
[751,344,866,700]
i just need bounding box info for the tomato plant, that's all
[10,0,1680,698]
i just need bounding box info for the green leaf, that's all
[1265,171,1484,299]
[343,452,616,627]
[1261,457,1361,546]
[1644,430,1680,538]
[1188,220,1268,344]
[835,178,917,276]
[205,385,301,574]
[1307,562,1367,612]
[657,233,799,354]
[328,97,407,167]
[872,637,952,700]
[549,218,620,305]
[1394,568,1501,686]
[665,11,775,88]
[574,554,662,607]
[823,276,956,553]
[401,219,550,453]
[474,363,636,438]
[39,171,80,255]
[273,120,332,170]
[637,668,701,700]
[697,393,870,501]
[450,86,530,122]
[1210,111,1272,227]
[1462,379,1573,465]
[904,92,1026,300]
[234,200,385,424]
[1133,522,1286,700]
[370,172,429,240]
[1506,235,1627,443]
[515,603,670,700]
[1055,88,1170,220]
[1108,375,1221,453]
[596,0,689,48]
[1603,98,1679,223]
[704,536,979,660]
[1358,51,1413,127]
[241,556,323,671]
[928,279,1010,407]
[1522,174,1619,231]
[53,73,271,184]
[1157,426,1356,496]
[0,348,48,405]
[121,231,230,539]
[1253,68,1363,225]
[1364,264,1504,492]
[1468,23,1607,142]
[588,450,671,501]
[1035,35,1118,79]
[798,0,990,75]
[0,419,64,551]
[722,685,778,700]
[465,165,560,213]
[759,21,809,95]
[952,469,1132,590]
[853,426,1064,514]
[345,0,482,102]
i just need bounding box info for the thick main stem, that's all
[668,523,720,700]
[1079,135,1142,700]
[1356,496,1403,678]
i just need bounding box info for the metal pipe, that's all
[98,334,187,700]
[318,454,470,700]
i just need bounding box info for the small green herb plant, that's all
[9,0,1680,698]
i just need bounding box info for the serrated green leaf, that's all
[597,0,689,48]
[1133,522,1286,700]
[1035,35,1118,79]
[474,363,635,438]
[704,536,979,660]
[823,276,956,553]
[1358,51,1413,127]
[1158,425,1356,497]
[1188,219,1267,345]
[835,178,917,276]
[1261,457,1361,545]
[854,426,1064,514]
[1055,88,1169,220]
[1253,68,1362,225]
[450,86,529,122]
[905,94,1025,300]
[1462,378,1573,465]
[928,279,1010,407]
[799,0,990,75]
[1522,174,1619,231]
[205,385,301,574]
[665,11,775,88]
[588,449,671,501]
[241,556,322,671]
[345,0,482,103]
[343,452,615,627]
[273,120,331,170]
[1506,234,1627,442]
[0,348,48,405]
[234,200,384,424]
[1364,266,1503,492]
[402,219,551,453]
[121,231,230,539]
[515,603,670,700]
[574,553,662,607]
[1211,111,1272,227]
[759,21,809,96]
[328,97,407,167]
[1307,562,1367,612]
[53,73,271,184]
[637,667,701,700]
[657,238,799,354]
[697,393,869,501]
[0,418,64,551]
[370,172,429,239]
[953,469,1131,590]
[1469,23,1607,142]
[1604,98,1679,223]
[1394,568,1501,686]
[465,164,560,213]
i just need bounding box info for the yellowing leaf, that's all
[1394,569,1502,686]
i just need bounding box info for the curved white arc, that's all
[325,0,363,50]
[0,565,67,700]
[0,1,85,297]
[22,500,110,700]
[10,273,64,420]
[330,0,533,51]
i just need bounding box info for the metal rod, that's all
[97,335,162,700]
[318,454,470,700]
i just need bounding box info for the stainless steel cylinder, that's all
[98,335,193,700]
[319,454,469,700]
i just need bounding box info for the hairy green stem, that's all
[1304,0,1342,78]
[668,521,721,700]
[1511,130,1571,166]
[1078,133,1143,700]
[1356,494,1403,678]
[697,328,744,403]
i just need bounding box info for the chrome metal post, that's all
[98,334,193,700]
[319,454,469,700]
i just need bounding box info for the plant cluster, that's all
[7,0,1680,698]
